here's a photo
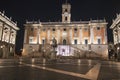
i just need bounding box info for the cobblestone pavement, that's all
[0,59,120,80]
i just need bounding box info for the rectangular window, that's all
[29,37,37,44]
[85,39,88,44]
[42,28,46,31]
[97,27,100,30]
[29,37,33,44]
[65,17,67,21]
[98,39,101,44]
[42,39,45,44]
[74,39,77,44]
[84,28,88,31]
[52,28,55,31]
[74,28,77,31]
[31,28,33,31]
[63,28,66,31]
[29,39,32,43]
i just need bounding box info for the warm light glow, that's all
[62,32,67,36]
[43,58,46,66]
[31,64,35,67]
[29,37,37,44]
[32,58,35,64]
[0,46,3,48]
[19,58,23,64]
[57,45,74,56]
[33,49,35,52]
[117,47,120,50]
[78,59,81,65]
[88,60,91,66]
[22,48,26,56]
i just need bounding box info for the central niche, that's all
[63,39,66,45]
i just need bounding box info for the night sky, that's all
[0,0,120,54]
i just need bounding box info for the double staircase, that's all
[31,44,103,59]
[70,45,102,59]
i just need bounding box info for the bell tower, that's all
[62,0,71,23]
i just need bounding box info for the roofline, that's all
[110,13,120,29]
[0,11,19,30]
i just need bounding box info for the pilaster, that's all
[37,26,40,44]
[104,26,108,44]
[90,26,94,44]
[57,28,60,44]
[69,27,73,44]
[24,26,27,44]
[47,28,50,44]
[79,27,82,44]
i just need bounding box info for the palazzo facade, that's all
[23,2,108,58]
[110,14,120,45]
[0,11,19,58]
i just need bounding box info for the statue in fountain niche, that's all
[51,37,57,60]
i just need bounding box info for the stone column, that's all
[24,27,27,44]
[117,26,120,43]
[37,27,40,44]
[104,26,108,44]
[90,26,94,44]
[69,28,72,44]
[0,22,3,40]
[60,28,62,44]
[47,29,50,44]
[79,27,82,44]
[57,29,60,44]
[7,27,12,58]
[0,22,3,58]
[39,28,41,44]
[8,28,12,43]
[13,31,16,44]
[1,23,5,41]
[7,28,11,43]
[113,31,117,44]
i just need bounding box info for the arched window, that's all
[65,9,68,12]
[74,28,77,31]
[63,28,66,31]
[65,17,67,21]
[63,39,66,45]
[52,28,55,31]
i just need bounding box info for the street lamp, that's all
[0,46,4,58]
[117,45,120,61]
[89,49,91,58]
[43,49,46,65]
[20,49,23,56]
[117,46,120,50]
[0,46,3,48]
[43,49,46,58]
[32,49,35,58]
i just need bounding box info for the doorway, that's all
[63,39,66,45]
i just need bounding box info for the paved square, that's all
[0,59,120,80]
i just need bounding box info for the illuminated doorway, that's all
[63,39,66,45]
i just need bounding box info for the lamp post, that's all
[0,46,3,58]
[32,49,35,58]
[78,50,81,65]
[51,37,57,60]
[43,49,46,58]
[117,45,120,61]
[20,48,23,56]
[89,49,91,58]
[43,49,46,65]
